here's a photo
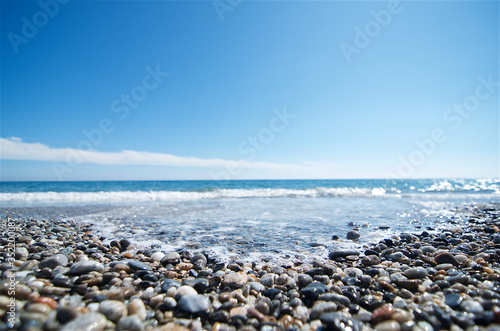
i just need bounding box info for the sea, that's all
[1,178,499,264]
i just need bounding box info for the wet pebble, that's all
[329,249,360,260]
[128,260,152,271]
[320,312,364,331]
[434,251,459,266]
[300,282,328,300]
[68,261,104,275]
[177,294,210,313]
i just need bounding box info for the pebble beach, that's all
[1,203,500,331]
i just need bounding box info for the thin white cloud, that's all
[0,137,332,172]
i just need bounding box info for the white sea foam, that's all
[0,187,388,204]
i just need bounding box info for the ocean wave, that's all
[1,185,498,204]
[424,178,499,193]
[0,187,389,203]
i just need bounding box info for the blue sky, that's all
[1,0,498,181]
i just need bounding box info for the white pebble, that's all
[150,252,165,262]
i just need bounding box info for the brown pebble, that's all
[222,272,248,289]
[219,292,232,303]
[107,287,125,301]
[372,304,395,324]
[165,271,178,279]
[247,307,266,321]
[396,279,421,291]
[399,289,414,300]
[255,301,270,315]
[18,236,32,244]
[229,306,247,317]
[379,280,395,292]
[14,284,32,300]
[177,262,193,270]
[32,296,57,309]
[279,314,294,329]
[114,264,130,273]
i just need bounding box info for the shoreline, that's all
[0,204,499,330]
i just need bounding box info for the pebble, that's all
[128,260,152,271]
[362,255,381,266]
[175,285,197,299]
[177,295,211,313]
[460,299,484,314]
[310,301,337,320]
[260,273,276,287]
[56,306,79,324]
[15,247,29,260]
[33,296,57,309]
[164,297,177,309]
[98,300,128,322]
[374,319,401,331]
[403,267,428,279]
[161,252,180,265]
[300,282,328,300]
[329,249,360,260]
[127,298,147,321]
[248,282,265,292]
[434,251,459,266]
[372,305,395,324]
[347,230,361,240]
[297,274,313,288]
[445,293,463,309]
[150,252,165,262]
[421,246,437,254]
[255,301,270,315]
[161,279,181,292]
[39,253,69,269]
[68,261,104,275]
[229,306,247,317]
[117,315,143,331]
[60,312,107,331]
[26,303,52,314]
[320,312,364,331]
[223,272,247,288]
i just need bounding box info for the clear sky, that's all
[1,0,499,181]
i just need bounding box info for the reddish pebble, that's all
[33,296,57,309]
[372,304,395,324]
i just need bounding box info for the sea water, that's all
[1,178,499,263]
